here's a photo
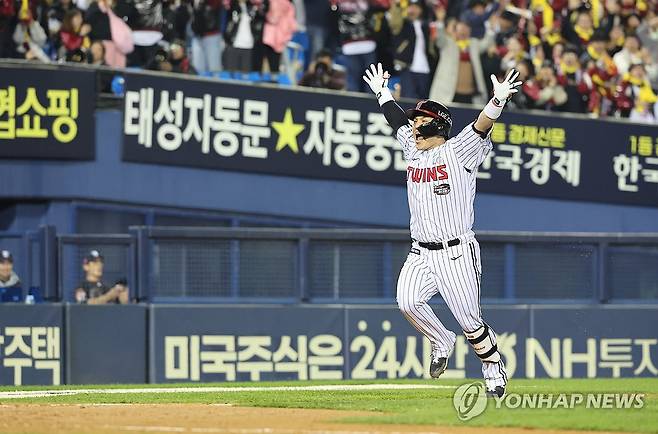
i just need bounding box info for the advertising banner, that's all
[0,305,63,385]
[122,73,658,206]
[0,66,95,160]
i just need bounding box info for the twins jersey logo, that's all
[397,121,492,242]
[406,165,449,183]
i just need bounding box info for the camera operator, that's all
[299,49,346,90]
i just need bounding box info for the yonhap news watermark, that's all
[453,382,646,421]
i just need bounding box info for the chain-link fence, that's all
[8,227,650,303]
[133,227,658,303]
[514,243,597,299]
[607,245,658,300]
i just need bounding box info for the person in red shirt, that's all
[614,62,658,118]
[58,8,90,60]
[581,31,619,115]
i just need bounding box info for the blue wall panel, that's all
[66,304,148,384]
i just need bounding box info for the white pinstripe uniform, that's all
[395,121,508,389]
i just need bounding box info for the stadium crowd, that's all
[2,0,658,121]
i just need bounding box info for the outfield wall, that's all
[1,304,656,386]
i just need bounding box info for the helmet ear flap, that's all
[436,121,451,138]
[417,118,451,138]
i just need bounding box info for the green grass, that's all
[2,378,657,433]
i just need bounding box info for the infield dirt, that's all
[0,403,625,434]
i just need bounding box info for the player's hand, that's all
[363,63,390,96]
[490,69,523,103]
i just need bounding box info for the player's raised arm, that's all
[452,69,523,171]
[362,63,410,133]
[475,69,523,132]
[363,63,418,160]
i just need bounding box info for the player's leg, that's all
[431,239,508,396]
[396,250,457,377]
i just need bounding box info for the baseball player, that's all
[363,63,521,398]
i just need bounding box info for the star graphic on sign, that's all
[271,108,305,153]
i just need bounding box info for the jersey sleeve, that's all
[380,100,418,161]
[450,122,494,171]
[396,123,419,161]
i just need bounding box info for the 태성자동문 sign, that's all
[122,72,658,207]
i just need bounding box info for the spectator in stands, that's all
[429,7,494,105]
[127,0,165,68]
[388,0,436,99]
[459,0,499,40]
[607,24,626,57]
[500,36,529,72]
[0,0,16,58]
[334,0,378,92]
[13,5,51,62]
[162,0,190,43]
[369,0,392,80]
[493,9,518,47]
[637,13,658,88]
[564,8,595,50]
[258,0,297,77]
[299,48,346,89]
[533,64,568,111]
[223,0,267,73]
[613,35,644,74]
[0,250,20,289]
[85,0,134,68]
[304,0,332,60]
[47,0,80,37]
[615,62,658,119]
[581,31,618,116]
[292,0,305,41]
[506,60,536,110]
[74,250,130,304]
[190,0,224,73]
[88,39,107,64]
[556,48,590,113]
[480,40,502,97]
[167,39,197,73]
[58,9,91,60]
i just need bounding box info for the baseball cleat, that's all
[429,357,448,378]
[486,386,505,398]
[429,348,449,378]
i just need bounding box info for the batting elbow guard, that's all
[464,324,501,363]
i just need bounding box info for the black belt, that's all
[416,238,461,250]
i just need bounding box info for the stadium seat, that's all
[281,41,305,86]
[291,32,310,53]
[290,31,310,68]
[215,71,232,80]
[333,54,348,71]
[261,72,272,82]
[247,71,262,82]
[278,74,293,86]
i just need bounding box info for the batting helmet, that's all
[405,99,452,139]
